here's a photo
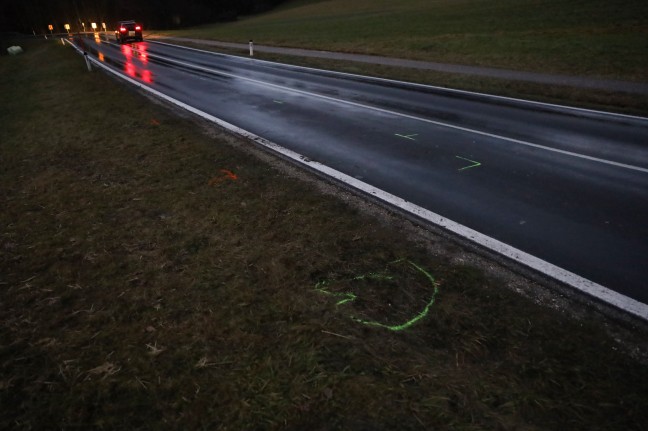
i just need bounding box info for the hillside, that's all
[165,0,647,82]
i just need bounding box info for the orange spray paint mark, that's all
[150,118,160,126]
[208,169,238,186]
[220,169,238,180]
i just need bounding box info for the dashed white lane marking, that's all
[136,45,648,174]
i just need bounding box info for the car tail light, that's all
[135,25,141,31]
[120,27,126,32]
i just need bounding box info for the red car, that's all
[115,20,143,43]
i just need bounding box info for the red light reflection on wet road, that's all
[134,44,148,63]
[141,70,152,83]
[125,62,136,78]
[120,44,132,58]
[120,42,153,84]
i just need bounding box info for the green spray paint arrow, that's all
[455,155,481,171]
[315,259,439,332]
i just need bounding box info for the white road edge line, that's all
[66,39,648,322]
[137,41,648,174]
[151,39,648,122]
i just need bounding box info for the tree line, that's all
[1,0,286,34]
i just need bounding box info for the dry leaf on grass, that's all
[146,343,166,356]
[86,362,121,380]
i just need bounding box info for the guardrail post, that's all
[83,52,92,71]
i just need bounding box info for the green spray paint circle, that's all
[315,259,439,331]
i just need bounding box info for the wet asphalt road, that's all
[74,36,648,305]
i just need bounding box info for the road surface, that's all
[151,35,648,95]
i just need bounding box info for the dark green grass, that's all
[163,0,648,82]
[1,40,648,430]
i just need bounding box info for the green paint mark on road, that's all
[456,155,481,171]
[395,133,418,141]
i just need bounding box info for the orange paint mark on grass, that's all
[208,169,238,186]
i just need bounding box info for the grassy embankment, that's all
[159,0,648,115]
[1,40,648,430]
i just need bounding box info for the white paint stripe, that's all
[138,42,648,174]
[151,39,648,122]
[66,39,648,322]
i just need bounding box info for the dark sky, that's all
[1,0,284,33]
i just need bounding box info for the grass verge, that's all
[162,0,648,82]
[1,39,648,430]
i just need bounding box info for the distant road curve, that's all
[149,35,648,95]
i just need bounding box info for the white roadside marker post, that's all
[249,40,254,57]
[84,52,92,71]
